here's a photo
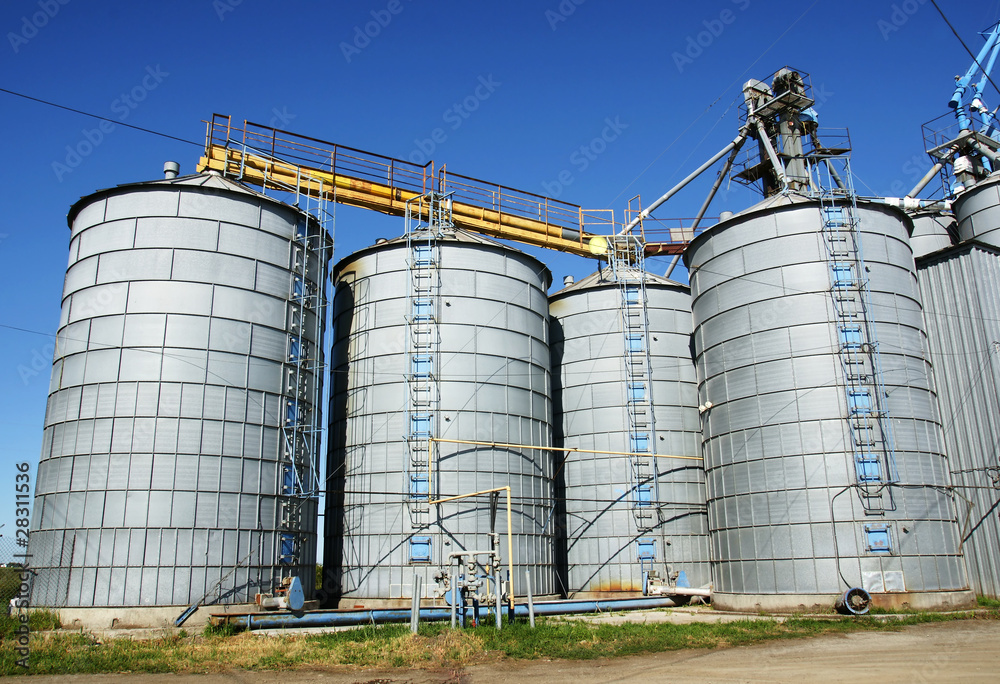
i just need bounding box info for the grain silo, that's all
[915,181,1000,598]
[685,193,975,611]
[954,174,1000,247]
[325,217,555,606]
[909,209,956,260]
[549,268,709,597]
[28,167,328,609]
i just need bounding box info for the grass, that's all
[0,567,23,608]
[0,604,997,676]
[978,595,1000,609]
[0,610,61,642]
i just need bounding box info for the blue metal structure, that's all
[949,22,1000,135]
[211,596,690,630]
[919,23,1000,197]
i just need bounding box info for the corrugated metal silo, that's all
[917,188,1000,598]
[909,210,956,260]
[325,227,555,604]
[954,174,1000,248]
[685,194,975,611]
[28,171,327,607]
[549,269,709,596]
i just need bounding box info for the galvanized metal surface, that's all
[685,197,969,604]
[954,175,1000,248]
[326,231,555,601]
[549,270,709,595]
[909,210,956,260]
[28,175,325,607]
[917,244,1000,598]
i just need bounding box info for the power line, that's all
[0,86,202,148]
[929,1,1000,101]
[607,0,821,209]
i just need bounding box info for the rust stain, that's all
[584,579,642,596]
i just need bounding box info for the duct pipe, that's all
[663,135,748,281]
[525,570,536,628]
[879,197,953,211]
[822,159,847,190]
[664,255,682,279]
[620,130,748,235]
[754,119,787,188]
[216,596,691,630]
[645,586,712,598]
[690,136,746,232]
[908,162,945,198]
[410,575,421,633]
[973,140,1000,165]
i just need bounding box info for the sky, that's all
[1,0,998,557]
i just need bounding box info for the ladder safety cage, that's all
[811,151,899,514]
[609,236,662,532]
[403,191,451,531]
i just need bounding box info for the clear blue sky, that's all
[1,0,998,553]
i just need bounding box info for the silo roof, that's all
[66,171,279,227]
[684,191,913,267]
[334,227,553,287]
[550,266,688,298]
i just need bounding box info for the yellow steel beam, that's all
[198,144,607,258]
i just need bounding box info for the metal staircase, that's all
[816,161,898,513]
[404,192,450,529]
[609,236,660,532]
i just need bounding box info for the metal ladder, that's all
[404,192,451,528]
[817,163,898,513]
[278,172,332,573]
[609,236,660,531]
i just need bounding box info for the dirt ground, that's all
[26,619,1000,683]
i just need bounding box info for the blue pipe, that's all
[224,596,683,630]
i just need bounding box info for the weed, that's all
[0,609,994,676]
[977,596,1000,609]
[202,622,238,638]
[0,609,61,641]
